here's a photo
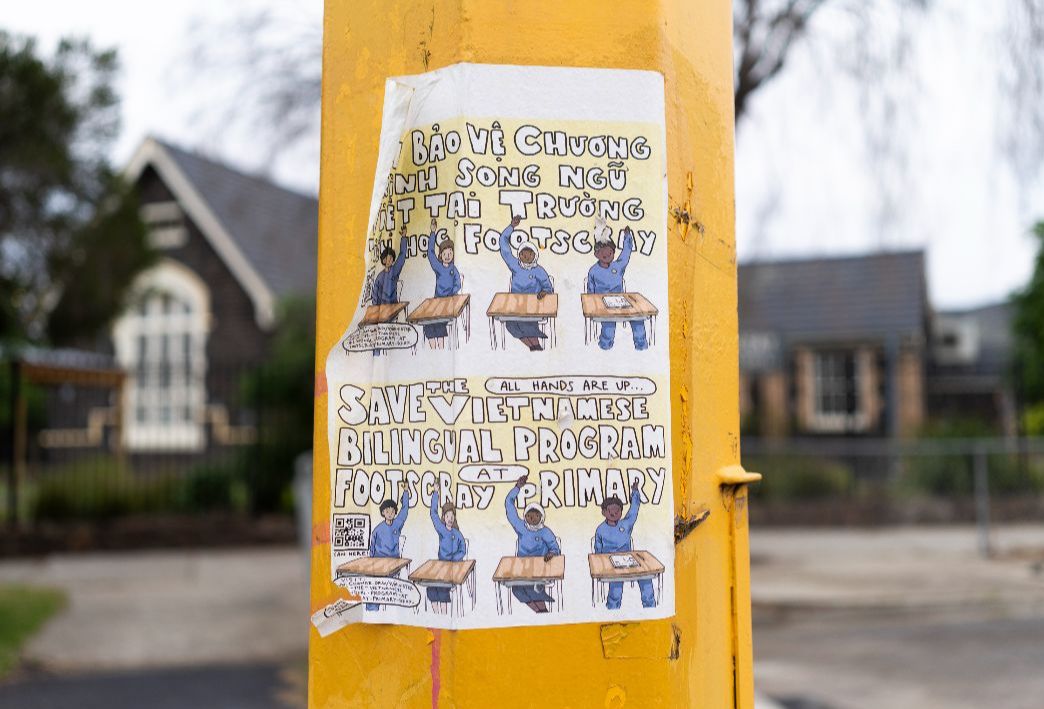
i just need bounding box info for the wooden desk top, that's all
[492,555,565,582]
[587,550,665,580]
[486,293,559,318]
[408,559,476,585]
[361,302,408,325]
[336,556,411,577]
[407,294,470,323]
[581,292,658,320]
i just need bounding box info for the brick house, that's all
[928,302,1016,435]
[738,251,930,439]
[105,137,318,453]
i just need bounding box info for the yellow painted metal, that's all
[310,1,754,707]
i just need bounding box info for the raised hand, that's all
[511,215,522,227]
[515,474,528,489]
[430,217,437,231]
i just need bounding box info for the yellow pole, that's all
[311,2,756,707]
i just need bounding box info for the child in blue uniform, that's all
[366,487,411,610]
[504,475,560,613]
[424,218,462,349]
[594,480,656,609]
[427,489,466,613]
[498,216,554,351]
[586,222,647,351]
[372,228,409,306]
[369,228,409,355]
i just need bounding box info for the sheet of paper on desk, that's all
[323,63,673,630]
[610,554,640,569]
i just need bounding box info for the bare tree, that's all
[181,0,1044,190]
[180,5,322,177]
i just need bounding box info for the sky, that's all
[5,0,1040,310]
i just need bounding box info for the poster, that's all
[324,63,672,629]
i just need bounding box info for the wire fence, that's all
[2,358,308,531]
[744,436,1044,553]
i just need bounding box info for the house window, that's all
[113,261,210,450]
[141,201,188,250]
[811,349,865,432]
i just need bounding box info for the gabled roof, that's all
[738,250,928,344]
[124,137,318,328]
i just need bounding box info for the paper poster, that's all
[325,63,672,629]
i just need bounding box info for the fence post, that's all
[973,445,991,558]
[7,359,23,529]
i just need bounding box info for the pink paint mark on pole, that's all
[430,628,442,709]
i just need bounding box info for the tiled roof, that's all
[157,140,318,300]
[738,251,928,343]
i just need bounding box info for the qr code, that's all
[332,514,370,552]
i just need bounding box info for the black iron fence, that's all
[744,436,1044,551]
[2,358,309,530]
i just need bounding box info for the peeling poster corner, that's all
[325,63,674,629]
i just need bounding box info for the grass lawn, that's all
[0,585,66,677]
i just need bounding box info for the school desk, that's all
[485,293,559,350]
[492,554,566,615]
[587,550,665,607]
[361,302,409,325]
[336,556,412,578]
[580,292,659,347]
[408,559,477,616]
[406,294,471,349]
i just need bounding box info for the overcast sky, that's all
[6,0,1039,310]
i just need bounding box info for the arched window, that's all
[113,260,210,450]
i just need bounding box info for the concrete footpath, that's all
[0,548,309,671]
[752,524,1044,709]
[0,545,790,708]
[6,526,1037,708]
[0,548,309,709]
[752,524,1044,616]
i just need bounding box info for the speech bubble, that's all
[342,323,418,353]
[334,575,421,608]
[458,464,529,484]
[485,376,656,396]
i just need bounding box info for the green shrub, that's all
[32,457,135,521]
[746,455,854,501]
[181,463,247,513]
[903,453,1044,497]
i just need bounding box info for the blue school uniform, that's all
[586,231,647,351]
[371,236,408,305]
[427,490,466,603]
[594,488,655,608]
[498,224,553,341]
[366,488,410,609]
[505,487,560,604]
[424,231,462,340]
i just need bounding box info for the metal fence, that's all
[743,436,1044,554]
[2,358,307,530]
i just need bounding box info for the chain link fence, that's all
[744,436,1044,554]
[2,356,308,543]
